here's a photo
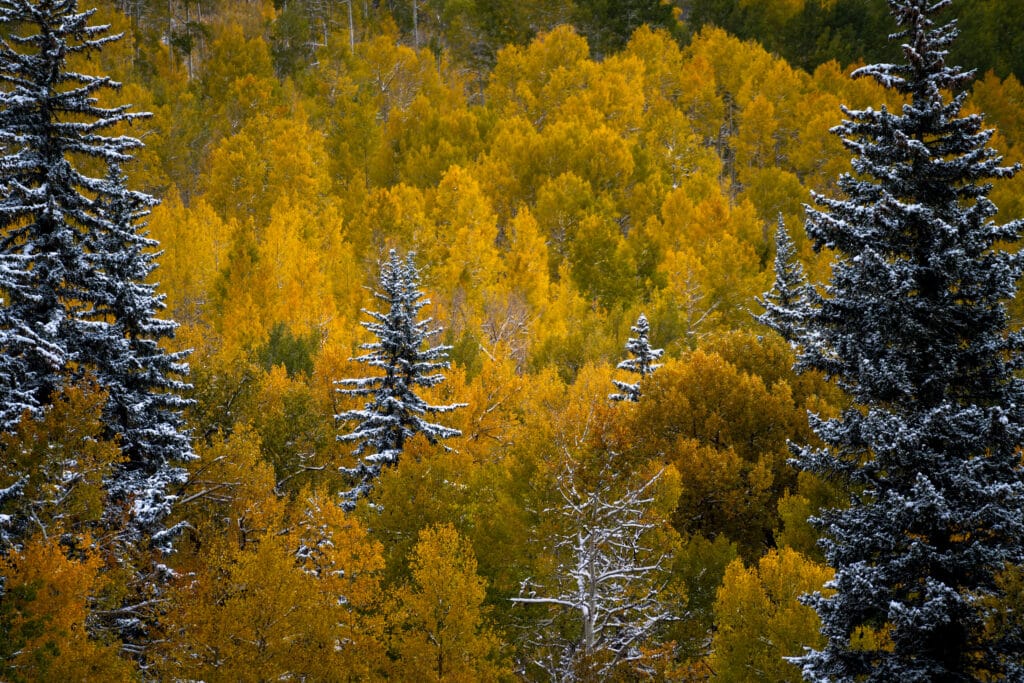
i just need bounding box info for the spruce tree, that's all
[85,167,193,540]
[609,313,662,402]
[775,0,1024,679]
[337,250,464,508]
[757,214,815,346]
[0,1,192,542]
[0,0,131,419]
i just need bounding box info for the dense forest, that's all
[2,0,1024,680]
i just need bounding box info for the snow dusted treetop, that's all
[0,0,148,426]
[337,250,465,509]
[779,0,1024,679]
[609,313,662,402]
[756,214,816,346]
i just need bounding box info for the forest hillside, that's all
[2,0,1024,680]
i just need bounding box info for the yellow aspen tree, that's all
[256,199,337,335]
[210,219,271,355]
[533,171,596,276]
[0,536,133,682]
[624,25,689,107]
[635,352,800,464]
[202,112,330,228]
[709,549,832,682]
[388,524,511,681]
[349,183,429,257]
[738,166,806,232]
[640,102,722,194]
[160,443,386,681]
[503,207,550,316]
[683,27,774,114]
[147,189,233,322]
[486,26,590,125]
[699,230,770,330]
[198,23,279,137]
[787,91,848,190]
[655,246,721,348]
[424,165,506,322]
[0,383,124,547]
[556,55,646,136]
[395,96,484,189]
[735,94,781,171]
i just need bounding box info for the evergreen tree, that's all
[0,2,192,541]
[0,0,126,426]
[609,313,662,402]
[337,250,464,509]
[85,167,193,541]
[757,214,816,345]
[775,0,1024,679]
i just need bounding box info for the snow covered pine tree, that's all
[0,2,192,542]
[86,167,193,541]
[337,250,464,509]
[609,313,663,402]
[764,0,1024,679]
[757,214,815,346]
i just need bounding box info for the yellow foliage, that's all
[0,383,124,543]
[0,536,133,682]
[199,23,279,134]
[25,8,1019,677]
[353,183,429,255]
[257,198,338,335]
[637,352,800,462]
[159,482,386,681]
[487,25,591,124]
[709,549,832,682]
[684,27,775,108]
[699,228,771,329]
[147,189,233,323]
[557,54,647,135]
[387,524,511,681]
[446,357,525,461]
[504,207,551,312]
[735,94,781,170]
[424,166,506,315]
[203,112,330,227]
[787,91,848,189]
[396,96,484,188]
[660,175,760,250]
[178,425,282,553]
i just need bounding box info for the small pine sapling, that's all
[756,214,816,345]
[609,313,663,402]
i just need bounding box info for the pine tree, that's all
[0,2,192,542]
[609,313,662,402]
[0,0,131,420]
[337,250,464,509]
[756,214,815,345]
[85,167,193,542]
[774,1,1024,679]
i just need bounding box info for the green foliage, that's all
[671,533,738,662]
[258,322,320,377]
[688,0,1024,79]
